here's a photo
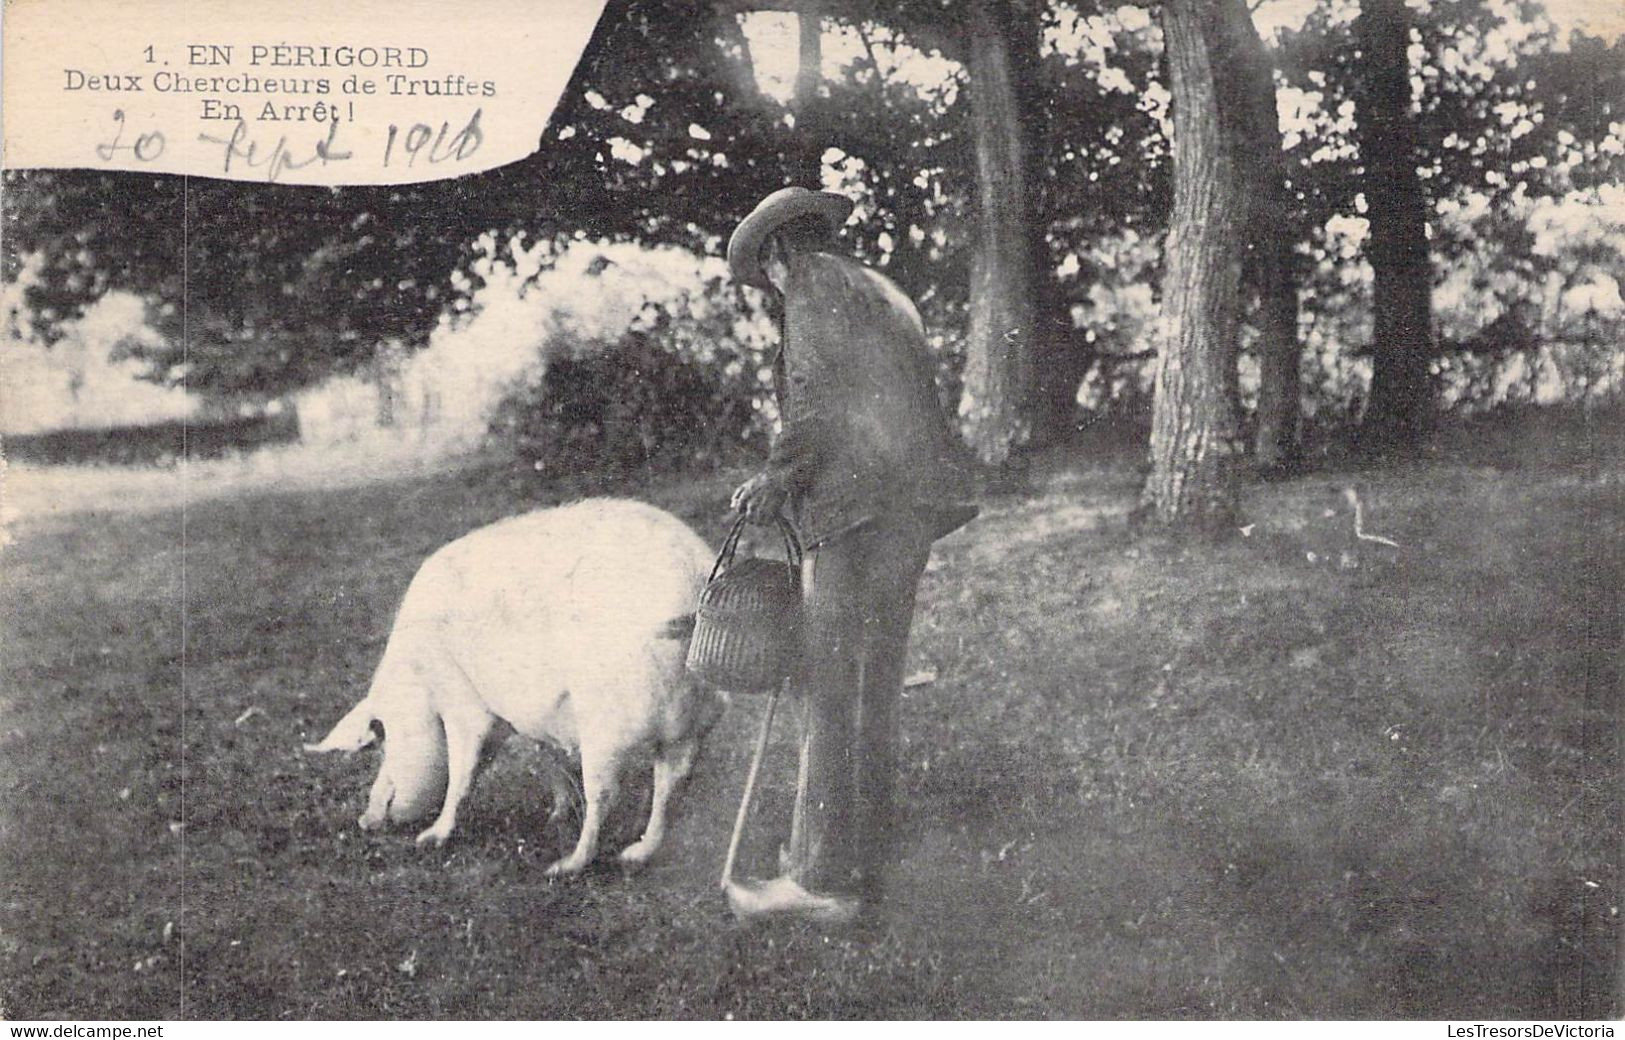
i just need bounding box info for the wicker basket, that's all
[686,517,802,693]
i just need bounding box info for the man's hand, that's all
[730,471,789,526]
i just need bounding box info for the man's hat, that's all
[727,187,856,290]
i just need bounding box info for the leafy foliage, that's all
[489,330,759,478]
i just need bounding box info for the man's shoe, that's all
[724,876,861,925]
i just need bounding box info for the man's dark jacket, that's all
[766,251,978,549]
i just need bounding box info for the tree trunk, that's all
[1227,5,1302,470]
[788,6,824,186]
[1139,0,1250,532]
[717,8,758,100]
[1030,267,1093,448]
[959,0,1042,467]
[1252,230,1302,469]
[1356,0,1434,444]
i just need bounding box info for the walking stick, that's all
[720,683,780,890]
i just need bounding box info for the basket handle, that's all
[709,515,749,582]
[710,513,804,583]
[777,517,804,570]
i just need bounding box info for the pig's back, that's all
[392,499,711,727]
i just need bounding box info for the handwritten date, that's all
[96,108,484,183]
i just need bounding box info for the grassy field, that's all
[1,411,1620,1019]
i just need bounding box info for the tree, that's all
[1355,0,1434,443]
[791,4,826,185]
[1029,3,1169,435]
[1236,16,1303,471]
[1251,200,1304,468]
[1138,0,1251,532]
[1265,1,1625,426]
[958,0,1044,466]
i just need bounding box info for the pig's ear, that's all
[303,700,379,754]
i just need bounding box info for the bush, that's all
[489,331,759,478]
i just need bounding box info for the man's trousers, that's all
[783,511,938,900]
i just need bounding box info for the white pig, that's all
[304,498,724,876]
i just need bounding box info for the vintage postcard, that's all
[2,0,1621,1026]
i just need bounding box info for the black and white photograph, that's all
[1,0,1621,1023]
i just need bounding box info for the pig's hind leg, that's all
[413,653,497,848]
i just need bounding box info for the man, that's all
[725,187,978,921]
